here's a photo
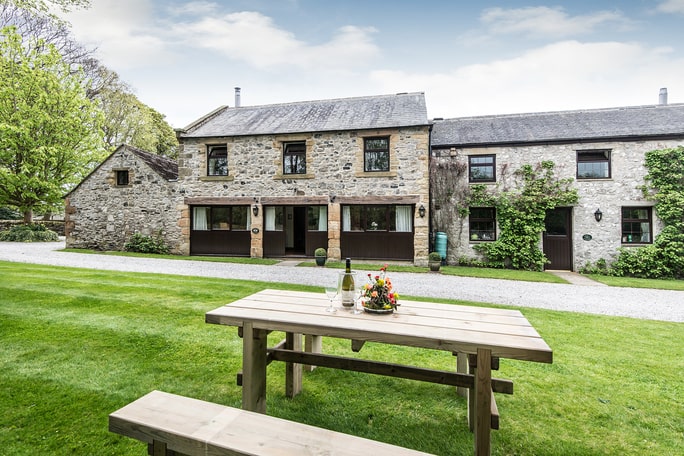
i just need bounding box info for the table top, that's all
[206,289,552,363]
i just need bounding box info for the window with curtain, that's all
[265,206,284,231]
[307,206,327,231]
[193,207,209,230]
[192,206,249,231]
[342,205,413,232]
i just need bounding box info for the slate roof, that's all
[431,103,684,147]
[125,145,178,181]
[179,92,429,138]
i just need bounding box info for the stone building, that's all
[175,92,431,263]
[430,102,684,271]
[65,144,183,252]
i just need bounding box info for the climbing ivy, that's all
[469,161,578,271]
[603,147,684,279]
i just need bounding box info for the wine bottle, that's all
[340,258,355,307]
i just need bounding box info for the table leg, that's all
[456,352,469,398]
[285,332,303,397]
[242,322,268,413]
[304,335,322,371]
[474,348,492,456]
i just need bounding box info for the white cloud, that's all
[481,6,633,38]
[657,0,684,13]
[63,0,173,69]
[172,11,379,70]
[370,41,684,118]
[167,1,219,16]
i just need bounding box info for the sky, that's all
[59,0,684,129]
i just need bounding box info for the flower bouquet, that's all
[362,265,399,313]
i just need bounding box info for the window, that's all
[577,150,611,179]
[364,137,390,172]
[307,206,328,231]
[264,206,285,231]
[283,142,306,174]
[469,155,495,182]
[469,207,496,241]
[116,170,129,186]
[342,205,413,232]
[207,145,228,176]
[622,207,652,244]
[192,206,249,231]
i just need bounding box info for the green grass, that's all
[61,248,280,265]
[1,261,682,455]
[585,274,684,291]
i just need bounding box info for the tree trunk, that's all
[23,209,33,224]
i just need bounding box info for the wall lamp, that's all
[418,204,426,218]
[594,208,603,222]
[253,205,259,217]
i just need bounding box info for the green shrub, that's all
[124,232,170,255]
[0,224,59,242]
[428,251,441,262]
[0,207,21,219]
[314,247,327,257]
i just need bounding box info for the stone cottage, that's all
[174,92,431,264]
[430,102,684,271]
[65,144,184,252]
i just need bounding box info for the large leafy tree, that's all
[0,26,106,222]
[94,67,178,158]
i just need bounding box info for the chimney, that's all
[234,87,241,107]
[659,87,668,105]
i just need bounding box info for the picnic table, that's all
[206,289,552,456]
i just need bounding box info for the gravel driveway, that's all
[1,240,682,323]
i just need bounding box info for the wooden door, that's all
[543,207,573,270]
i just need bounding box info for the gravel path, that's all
[1,240,682,323]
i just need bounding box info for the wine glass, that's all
[324,286,338,313]
[352,285,365,315]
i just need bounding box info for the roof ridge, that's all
[433,102,684,122]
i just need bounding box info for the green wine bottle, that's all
[340,258,355,307]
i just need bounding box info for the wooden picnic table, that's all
[206,289,552,456]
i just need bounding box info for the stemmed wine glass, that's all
[324,286,338,313]
[352,285,365,315]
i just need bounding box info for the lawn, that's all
[0,261,682,455]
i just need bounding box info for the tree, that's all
[93,67,178,157]
[0,26,106,222]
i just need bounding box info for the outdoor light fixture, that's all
[594,208,603,222]
[418,204,426,218]
[253,205,259,217]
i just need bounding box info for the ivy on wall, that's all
[590,146,684,279]
[468,161,579,271]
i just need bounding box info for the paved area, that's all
[0,240,682,323]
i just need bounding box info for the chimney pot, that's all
[659,87,668,105]
[234,87,241,108]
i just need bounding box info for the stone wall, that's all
[432,138,683,270]
[65,148,185,253]
[178,126,431,262]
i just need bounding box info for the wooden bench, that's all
[109,390,435,456]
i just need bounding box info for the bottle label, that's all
[340,290,355,307]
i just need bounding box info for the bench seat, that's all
[109,390,434,456]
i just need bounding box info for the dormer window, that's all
[207,145,228,176]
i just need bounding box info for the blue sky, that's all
[61,0,684,128]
